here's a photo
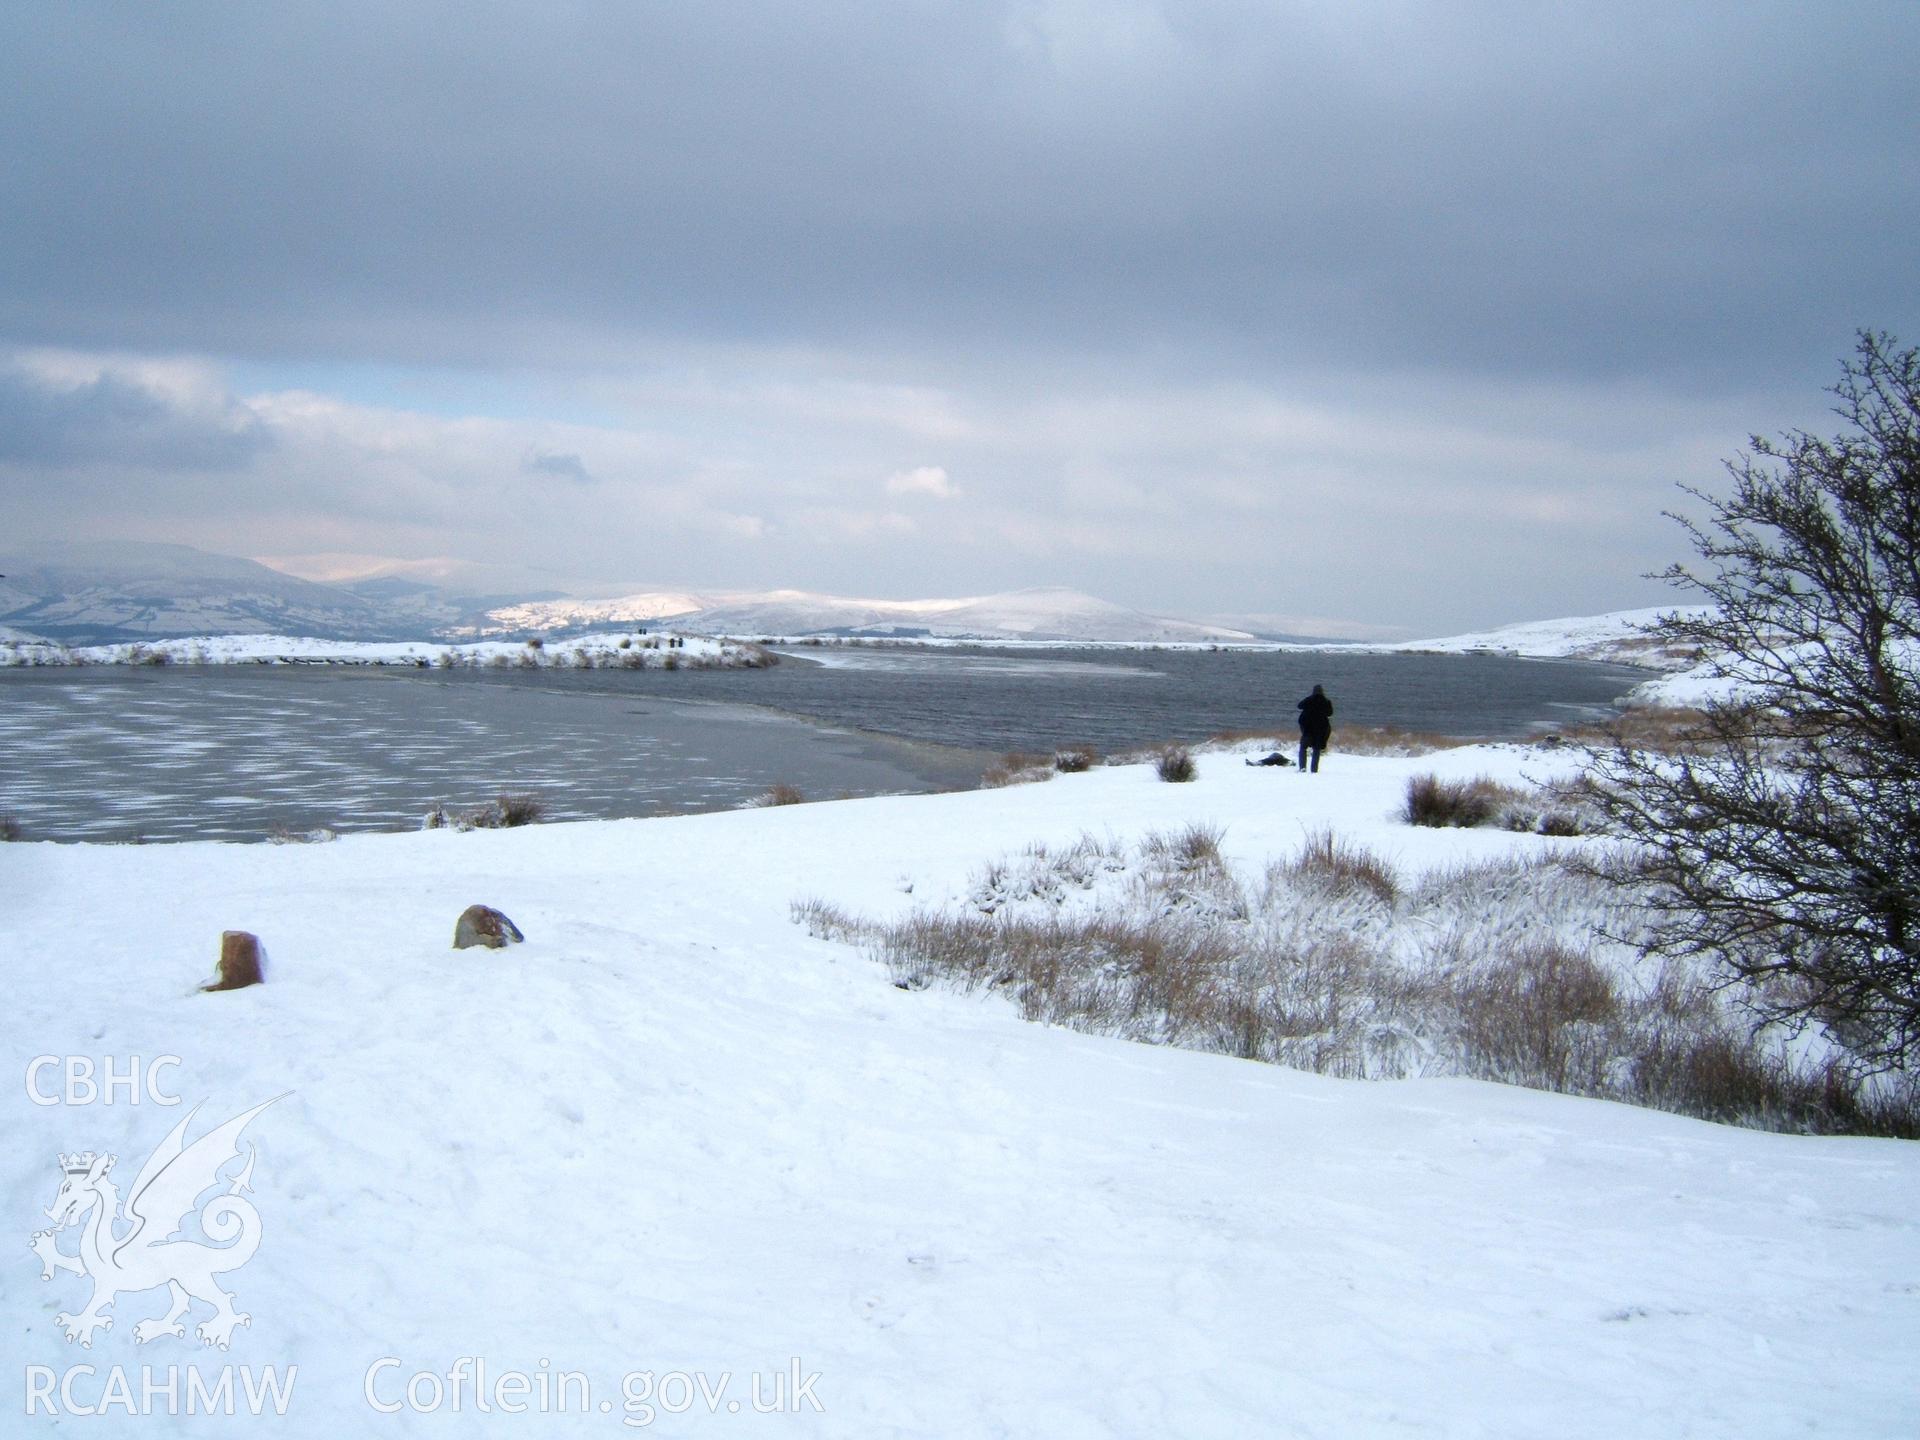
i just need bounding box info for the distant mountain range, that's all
[0,542,1297,646]
[471,586,1262,644]
[0,542,405,645]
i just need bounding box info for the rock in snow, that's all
[453,905,525,950]
[201,930,266,991]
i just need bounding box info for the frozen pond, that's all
[0,668,983,843]
[0,645,1649,843]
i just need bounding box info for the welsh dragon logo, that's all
[28,1096,282,1350]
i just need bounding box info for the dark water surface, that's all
[0,646,1647,843]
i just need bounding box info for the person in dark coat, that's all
[1296,684,1333,773]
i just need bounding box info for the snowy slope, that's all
[5,747,1915,1436]
[478,590,713,633]
[470,586,1258,644]
[0,541,404,644]
[1396,607,1714,669]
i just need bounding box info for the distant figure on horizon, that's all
[1297,684,1333,773]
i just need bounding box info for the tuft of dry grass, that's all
[1205,728,1287,750]
[1281,829,1399,905]
[750,783,808,807]
[1205,726,1467,757]
[492,792,547,827]
[1336,724,1475,756]
[1448,940,1621,1090]
[968,833,1129,913]
[424,792,548,830]
[1402,774,1599,836]
[266,822,337,845]
[982,752,1056,788]
[1155,745,1197,783]
[1553,705,1718,752]
[1158,821,1223,864]
[1402,773,1528,828]
[791,897,862,942]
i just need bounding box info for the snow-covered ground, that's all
[6,744,1914,1436]
[0,631,763,670]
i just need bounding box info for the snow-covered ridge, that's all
[1393,606,1715,670]
[0,630,767,669]
[0,540,407,645]
[1398,607,1918,715]
[468,584,1259,644]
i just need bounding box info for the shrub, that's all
[796,830,1919,1136]
[1585,331,1920,1069]
[1535,810,1585,838]
[524,636,545,650]
[0,814,22,842]
[1449,941,1621,1090]
[1155,745,1196,783]
[1054,745,1100,773]
[755,783,807,807]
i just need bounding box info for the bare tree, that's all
[1588,331,1920,1068]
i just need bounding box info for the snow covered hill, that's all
[0,541,406,645]
[0,545,1253,645]
[6,746,1914,1436]
[471,585,1258,644]
[1,540,1718,656]
[1394,607,1715,669]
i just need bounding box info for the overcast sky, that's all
[3,2,1915,635]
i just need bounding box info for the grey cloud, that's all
[3,3,1915,634]
[1,3,1914,390]
[0,364,272,470]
